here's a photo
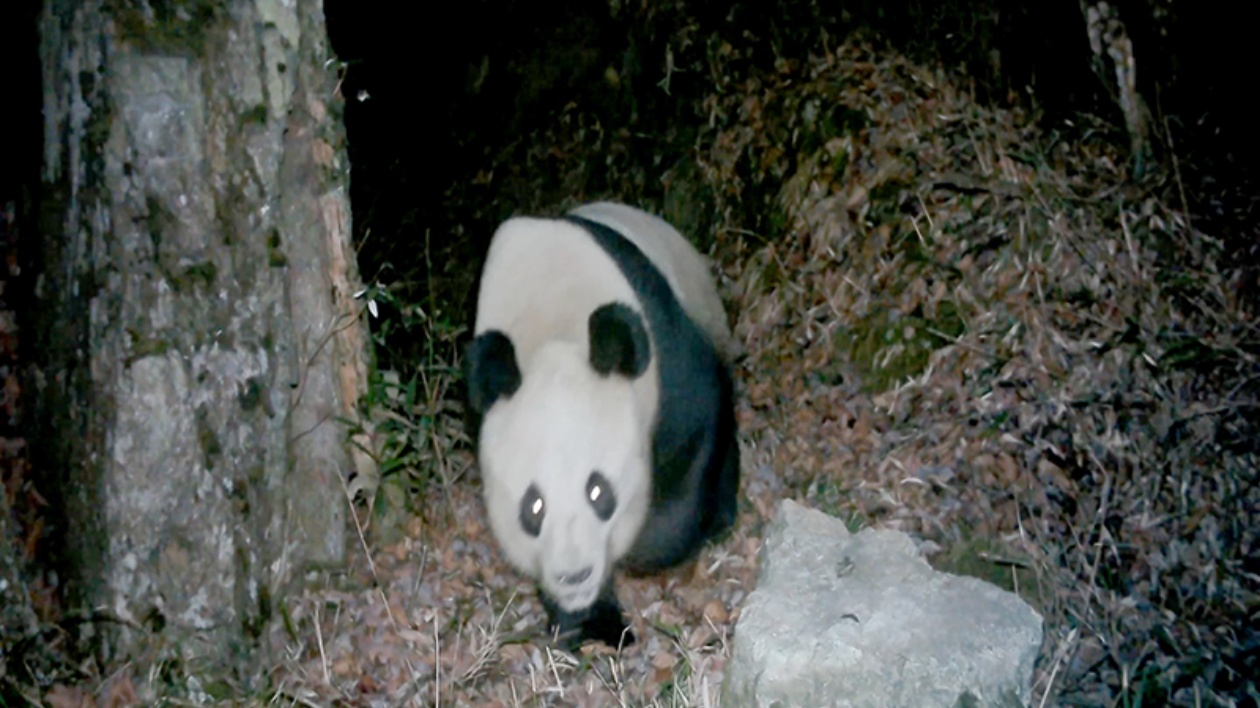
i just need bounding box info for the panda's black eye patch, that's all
[520,484,545,537]
[586,471,616,521]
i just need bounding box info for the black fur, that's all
[589,302,651,378]
[465,330,521,414]
[540,577,635,651]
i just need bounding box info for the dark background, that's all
[4,0,1254,323]
[321,0,1256,282]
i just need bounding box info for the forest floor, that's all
[257,39,1258,707]
[17,36,1258,708]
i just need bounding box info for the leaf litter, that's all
[265,38,1257,708]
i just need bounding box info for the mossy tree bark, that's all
[34,0,374,678]
[0,488,38,674]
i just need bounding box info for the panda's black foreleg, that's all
[540,577,635,651]
[701,405,741,543]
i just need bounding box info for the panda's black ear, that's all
[466,331,522,413]
[589,303,650,379]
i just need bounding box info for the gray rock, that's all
[723,500,1043,708]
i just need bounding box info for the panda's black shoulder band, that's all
[589,302,650,379]
[466,330,522,413]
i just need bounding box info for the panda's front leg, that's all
[539,576,635,650]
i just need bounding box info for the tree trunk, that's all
[34,0,374,678]
[1,484,38,672]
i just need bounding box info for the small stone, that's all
[332,656,356,678]
[702,598,728,625]
[657,602,684,626]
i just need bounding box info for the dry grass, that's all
[698,40,1258,706]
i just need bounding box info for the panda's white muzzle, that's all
[545,557,605,611]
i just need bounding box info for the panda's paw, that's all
[580,602,635,649]
[547,611,635,651]
[542,591,635,651]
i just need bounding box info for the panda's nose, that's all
[556,566,592,586]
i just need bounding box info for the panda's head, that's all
[467,302,656,612]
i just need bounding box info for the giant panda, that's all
[464,201,741,649]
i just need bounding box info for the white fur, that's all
[478,342,653,610]
[473,204,732,613]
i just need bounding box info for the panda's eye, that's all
[519,484,545,537]
[586,471,616,521]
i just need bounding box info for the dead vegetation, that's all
[699,42,1258,705]
[13,33,1257,708]
[245,39,1256,707]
